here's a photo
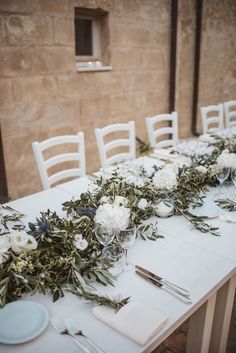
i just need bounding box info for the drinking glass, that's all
[214,167,230,199]
[116,222,136,271]
[101,244,125,277]
[94,223,116,247]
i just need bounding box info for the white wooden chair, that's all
[145,112,178,149]
[200,104,224,134]
[224,100,236,129]
[32,133,86,190]
[95,121,136,168]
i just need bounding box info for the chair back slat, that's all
[95,121,135,168]
[200,104,224,134]
[224,100,236,128]
[146,112,178,149]
[32,132,86,190]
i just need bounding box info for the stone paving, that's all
[153,294,236,353]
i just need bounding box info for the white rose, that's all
[10,231,37,253]
[137,198,148,210]
[74,234,88,251]
[24,234,38,251]
[10,231,29,253]
[114,196,128,207]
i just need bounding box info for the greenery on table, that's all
[1,133,236,308]
[136,136,153,155]
[215,198,236,212]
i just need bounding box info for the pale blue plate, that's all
[0,301,49,344]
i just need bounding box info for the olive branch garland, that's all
[214,198,236,212]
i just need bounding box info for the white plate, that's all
[188,199,220,219]
[0,301,49,344]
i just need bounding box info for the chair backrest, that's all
[145,112,178,149]
[32,133,86,190]
[200,104,224,134]
[95,121,136,168]
[224,100,236,128]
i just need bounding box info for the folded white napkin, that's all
[93,301,168,346]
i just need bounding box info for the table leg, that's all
[186,293,216,353]
[209,275,236,353]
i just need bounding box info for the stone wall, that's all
[0,0,171,199]
[0,0,236,199]
[197,0,236,132]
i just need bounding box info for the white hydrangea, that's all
[113,196,128,207]
[94,203,130,235]
[195,166,208,174]
[74,234,88,251]
[137,198,148,210]
[0,234,10,264]
[9,231,38,253]
[216,149,236,169]
[153,165,177,191]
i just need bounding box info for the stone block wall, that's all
[0,0,236,199]
[0,0,171,199]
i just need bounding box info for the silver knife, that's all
[135,265,192,304]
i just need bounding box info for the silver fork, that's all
[65,318,106,353]
[51,318,92,353]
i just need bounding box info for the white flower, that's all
[0,235,10,264]
[10,231,37,253]
[138,198,148,210]
[113,196,128,207]
[217,149,236,169]
[195,166,207,174]
[94,203,130,235]
[74,234,88,251]
[24,234,38,251]
[153,165,177,191]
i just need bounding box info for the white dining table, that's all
[1,156,236,353]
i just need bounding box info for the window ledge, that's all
[76,63,112,72]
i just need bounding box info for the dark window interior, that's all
[75,18,93,56]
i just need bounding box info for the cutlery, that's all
[51,318,92,353]
[135,265,192,304]
[65,318,106,353]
